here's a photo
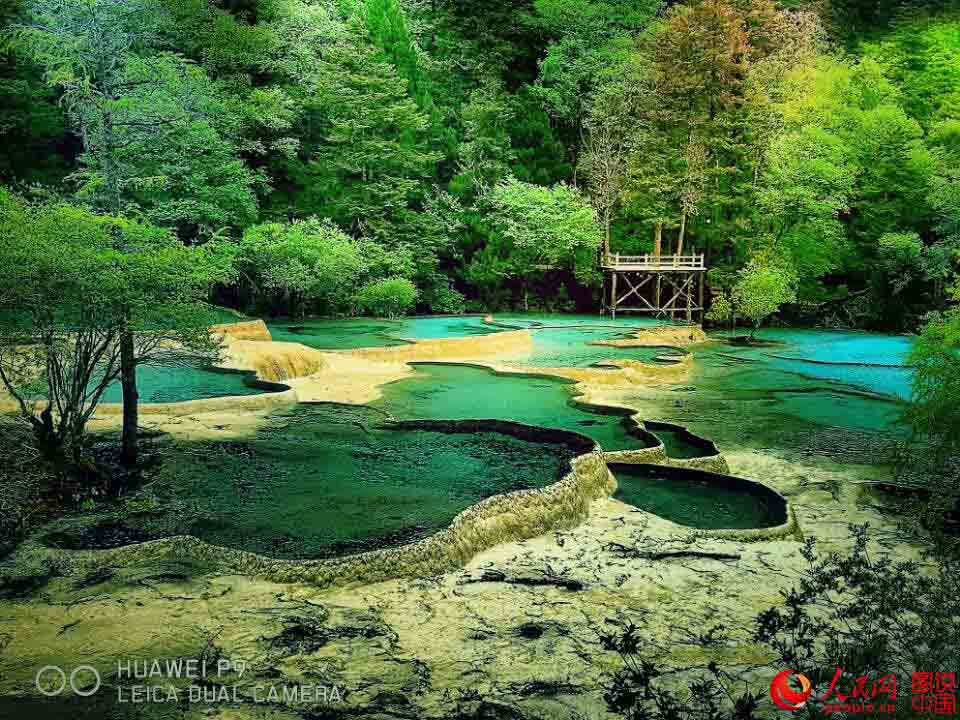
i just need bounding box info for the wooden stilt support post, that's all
[655,273,661,319]
[611,271,618,319]
[698,271,704,322]
[686,271,693,322]
[600,273,606,316]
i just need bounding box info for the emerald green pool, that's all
[489,313,663,330]
[265,315,500,350]
[99,363,268,404]
[45,318,917,557]
[266,318,411,349]
[711,328,914,399]
[501,326,686,368]
[50,404,581,559]
[638,335,907,465]
[266,314,685,368]
[644,421,718,459]
[374,363,653,452]
[610,463,786,529]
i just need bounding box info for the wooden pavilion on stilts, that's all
[601,251,706,322]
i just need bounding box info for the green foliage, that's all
[235,219,363,317]
[757,125,855,284]
[16,0,259,240]
[160,0,278,77]
[364,0,435,114]
[272,23,439,238]
[0,191,231,459]
[355,277,418,318]
[878,231,923,295]
[859,14,960,127]
[2,0,960,321]
[732,260,797,334]
[508,92,573,185]
[704,292,733,327]
[465,179,599,309]
[710,258,797,336]
[419,282,466,314]
[0,55,71,185]
[757,52,947,322]
[483,179,599,276]
[904,308,960,469]
[449,82,516,199]
[530,0,659,154]
[826,0,960,38]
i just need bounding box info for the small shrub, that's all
[423,284,466,314]
[355,278,418,319]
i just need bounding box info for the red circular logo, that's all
[770,669,812,711]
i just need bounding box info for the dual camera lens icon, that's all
[35,665,102,697]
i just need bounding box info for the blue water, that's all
[265,315,502,349]
[501,326,685,368]
[490,313,664,330]
[712,329,915,399]
[266,318,410,349]
[393,315,501,340]
[100,363,264,404]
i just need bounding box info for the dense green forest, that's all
[1,4,959,716]
[1,0,959,328]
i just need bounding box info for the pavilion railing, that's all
[602,253,706,271]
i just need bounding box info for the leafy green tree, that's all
[756,54,937,321]
[14,0,255,468]
[847,104,933,261]
[756,125,855,286]
[15,0,259,238]
[580,63,647,260]
[904,306,960,473]
[364,0,436,115]
[430,0,542,82]
[274,23,439,238]
[878,231,923,295]
[732,260,797,337]
[0,47,71,185]
[449,82,516,199]
[704,292,734,330]
[616,0,807,266]
[159,0,278,78]
[859,14,960,127]
[530,0,658,165]
[507,91,573,185]
[708,258,797,337]
[235,219,364,317]
[0,192,232,467]
[468,178,600,308]
[926,119,960,304]
[355,277,418,318]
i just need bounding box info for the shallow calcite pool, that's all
[267,313,686,368]
[267,317,411,349]
[97,363,270,404]
[610,463,787,529]
[374,362,654,452]
[45,404,583,559]
[500,326,686,368]
[265,315,501,349]
[50,319,916,561]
